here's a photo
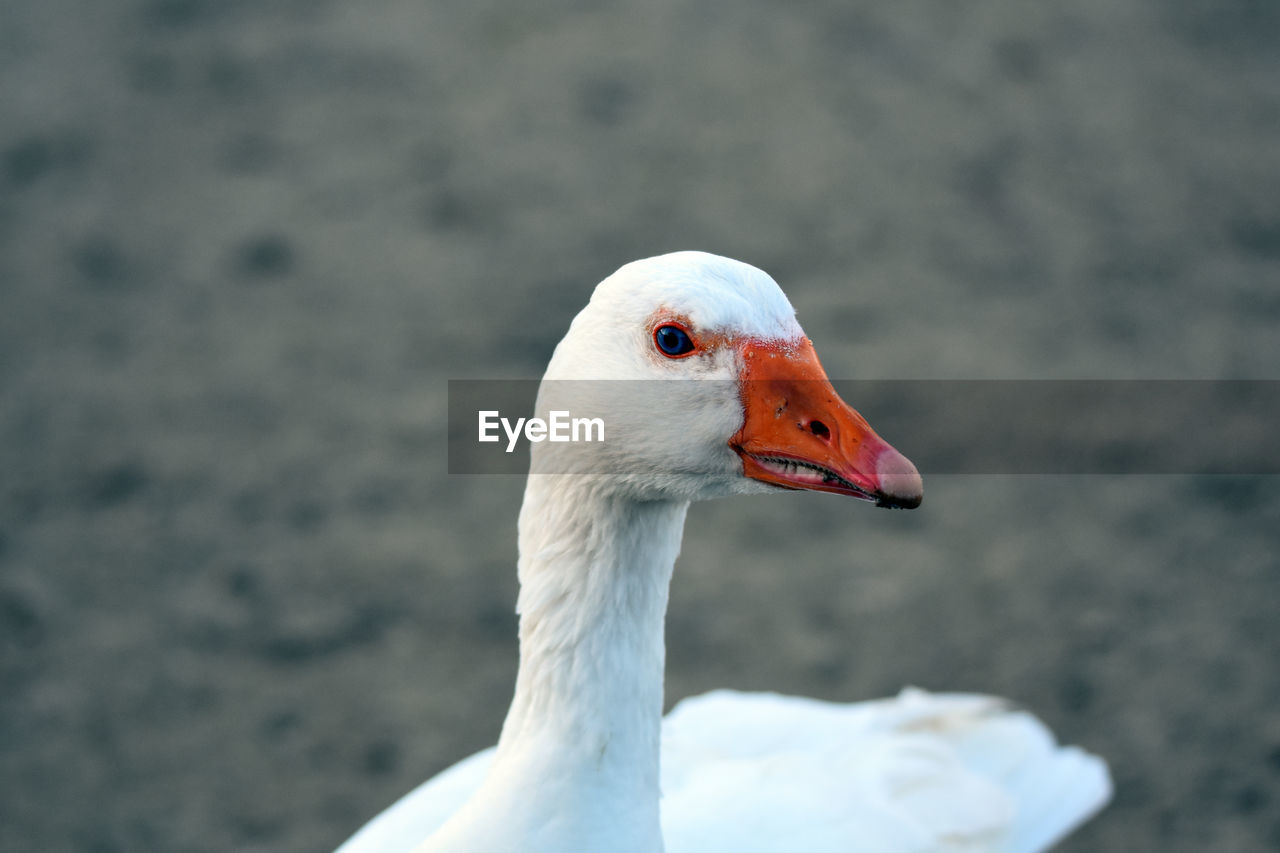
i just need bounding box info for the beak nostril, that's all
[808,420,830,440]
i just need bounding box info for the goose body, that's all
[338,253,1110,852]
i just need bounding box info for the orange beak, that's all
[730,339,923,509]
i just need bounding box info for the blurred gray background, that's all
[2,1,1278,851]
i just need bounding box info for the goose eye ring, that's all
[653,323,696,358]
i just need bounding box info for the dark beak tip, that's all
[875,492,923,510]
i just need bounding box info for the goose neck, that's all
[496,475,688,837]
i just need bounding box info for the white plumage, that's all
[341,690,1109,852]
[337,252,1110,852]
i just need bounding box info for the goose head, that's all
[534,251,922,508]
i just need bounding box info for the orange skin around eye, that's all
[652,320,698,359]
[646,310,733,359]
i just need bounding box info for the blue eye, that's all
[654,323,696,357]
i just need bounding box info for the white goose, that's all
[338,252,1111,853]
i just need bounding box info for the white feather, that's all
[339,689,1110,853]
